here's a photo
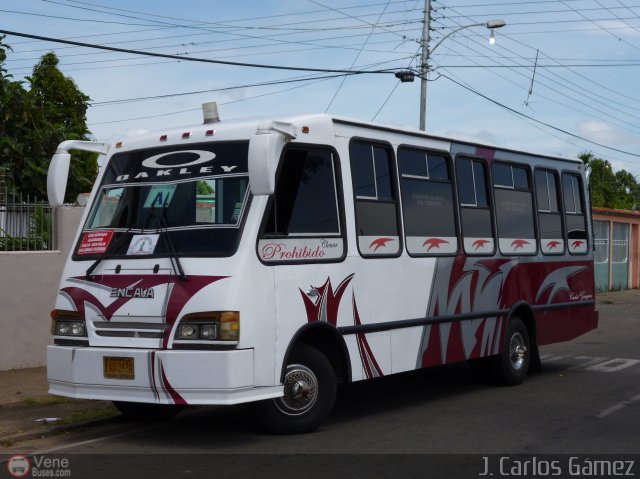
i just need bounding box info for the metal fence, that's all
[0,170,54,252]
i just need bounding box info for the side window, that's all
[562,172,588,254]
[456,157,494,255]
[492,162,536,255]
[350,141,400,256]
[398,148,457,255]
[258,147,344,263]
[535,169,564,255]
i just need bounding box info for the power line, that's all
[0,29,400,75]
[88,73,343,126]
[433,4,640,126]
[437,73,639,157]
[323,0,393,112]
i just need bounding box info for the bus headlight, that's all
[51,310,87,337]
[175,312,239,342]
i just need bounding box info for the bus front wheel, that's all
[492,317,531,386]
[252,344,337,434]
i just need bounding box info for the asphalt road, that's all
[2,290,640,477]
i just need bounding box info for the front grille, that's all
[92,321,169,339]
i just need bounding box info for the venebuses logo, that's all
[7,455,30,478]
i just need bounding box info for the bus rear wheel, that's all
[252,344,337,434]
[492,317,531,386]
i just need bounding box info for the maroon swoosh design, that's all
[369,237,393,253]
[62,275,227,322]
[423,238,449,252]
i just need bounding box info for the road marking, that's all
[586,358,640,373]
[539,354,640,373]
[568,356,607,369]
[597,394,640,419]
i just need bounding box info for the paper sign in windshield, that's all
[127,234,160,256]
[144,185,176,209]
[77,231,114,255]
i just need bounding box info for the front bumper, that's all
[47,346,282,405]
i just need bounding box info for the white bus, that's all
[46,108,598,433]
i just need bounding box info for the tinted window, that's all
[350,141,400,256]
[398,148,456,255]
[400,180,455,237]
[351,142,376,198]
[492,162,512,187]
[456,157,494,255]
[563,172,588,254]
[494,189,535,238]
[535,169,563,254]
[492,162,529,190]
[457,159,475,205]
[513,167,528,189]
[538,214,563,241]
[493,162,535,254]
[535,170,550,211]
[563,173,583,214]
[351,142,393,200]
[264,148,339,235]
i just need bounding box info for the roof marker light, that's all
[206,129,215,136]
[302,126,310,134]
[182,132,191,139]
[160,134,168,142]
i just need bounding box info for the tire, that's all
[251,344,337,434]
[113,401,183,421]
[491,317,531,386]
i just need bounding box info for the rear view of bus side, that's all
[46,113,597,433]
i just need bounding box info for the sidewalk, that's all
[0,289,638,447]
[0,367,117,446]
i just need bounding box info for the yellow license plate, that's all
[103,357,135,380]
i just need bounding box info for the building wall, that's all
[593,208,640,292]
[0,206,83,371]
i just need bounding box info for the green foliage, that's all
[580,151,639,210]
[0,36,97,202]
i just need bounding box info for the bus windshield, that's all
[76,141,250,258]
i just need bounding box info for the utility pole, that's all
[419,0,431,131]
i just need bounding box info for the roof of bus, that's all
[110,112,582,166]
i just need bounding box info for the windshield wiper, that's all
[85,203,187,281]
[85,206,158,280]
[156,204,188,281]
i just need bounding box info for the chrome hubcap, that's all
[274,364,318,416]
[510,332,527,371]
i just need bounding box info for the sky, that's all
[2,0,640,174]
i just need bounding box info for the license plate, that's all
[103,357,135,380]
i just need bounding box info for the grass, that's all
[0,439,14,448]
[67,405,119,425]
[22,396,71,406]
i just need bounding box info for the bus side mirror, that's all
[47,152,71,207]
[248,133,280,196]
[248,121,297,196]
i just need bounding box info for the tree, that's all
[0,36,97,202]
[580,151,639,209]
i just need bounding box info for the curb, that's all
[3,414,122,445]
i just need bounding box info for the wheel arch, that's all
[281,322,352,385]
[508,300,537,347]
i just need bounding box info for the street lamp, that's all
[419,18,506,130]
